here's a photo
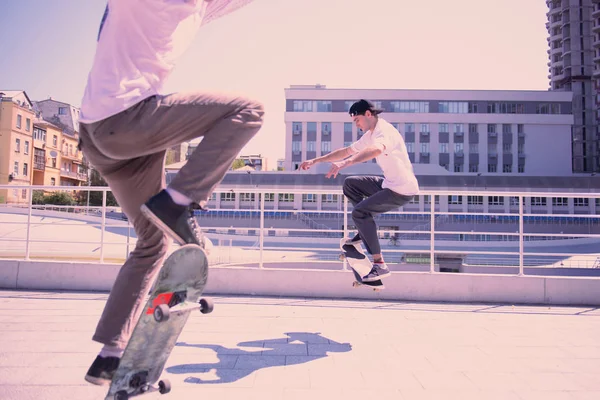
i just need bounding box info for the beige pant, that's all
[79,92,264,348]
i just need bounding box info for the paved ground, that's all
[0,290,599,400]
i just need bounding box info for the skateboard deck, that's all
[105,244,214,400]
[339,239,384,291]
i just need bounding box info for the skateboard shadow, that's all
[166,332,351,384]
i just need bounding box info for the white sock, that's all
[99,345,124,358]
[166,187,192,206]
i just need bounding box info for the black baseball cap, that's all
[348,99,383,116]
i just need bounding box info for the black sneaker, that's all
[84,355,120,385]
[140,189,206,248]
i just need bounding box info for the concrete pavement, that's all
[0,290,599,400]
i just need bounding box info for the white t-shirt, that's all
[79,0,254,124]
[350,118,419,196]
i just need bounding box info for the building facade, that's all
[284,85,574,175]
[0,91,36,203]
[547,0,599,173]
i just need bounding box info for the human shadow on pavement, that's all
[165,331,352,384]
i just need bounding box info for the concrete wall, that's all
[1,259,599,306]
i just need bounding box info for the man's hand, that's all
[299,159,317,170]
[325,160,350,179]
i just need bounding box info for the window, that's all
[448,195,462,205]
[24,141,29,155]
[220,192,235,201]
[278,193,294,202]
[58,107,68,115]
[15,138,20,152]
[302,194,317,203]
[503,164,512,173]
[292,122,302,134]
[552,197,568,206]
[406,143,414,153]
[420,143,429,153]
[16,115,22,129]
[488,196,504,206]
[518,165,524,173]
[306,141,316,152]
[455,143,464,153]
[50,178,56,186]
[469,164,478,173]
[14,161,18,175]
[321,122,331,135]
[321,194,338,203]
[439,123,449,133]
[502,124,512,134]
[488,164,497,173]
[405,123,415,133]
[574,198,589,207]
[292,142,301,152]
[454,124,464,134]
[53,135,57,147]
[23,163,28,176]
[438,102,468,113]
[469,144,478,153]
[530,197,546,206]
[420,124,430,133]
[321,141,331,153]
[503,143,512,152]
[389,101,429,113]
[454,164,463,172]
[26,118,30,132]
[439,143,448,153]
[239,193,255,202]
[468,196,483,205]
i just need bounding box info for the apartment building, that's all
[284,85,574,175]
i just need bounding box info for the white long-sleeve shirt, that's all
[80,0,254,123]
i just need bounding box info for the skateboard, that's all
[338,238,384,291]
[105,244,214,400]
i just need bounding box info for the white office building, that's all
[284,85,574,176]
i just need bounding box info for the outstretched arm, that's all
[299,147,354,170]
[325,146,383,178]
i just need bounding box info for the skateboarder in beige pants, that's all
[79,0,261,385]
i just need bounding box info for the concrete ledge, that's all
[0,260,19,289]
[1,259,599,305]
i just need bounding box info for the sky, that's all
[0,0,551,167]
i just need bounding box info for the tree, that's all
[87,169,119,207]
[231,159,246,170]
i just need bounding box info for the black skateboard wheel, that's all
[153,304,170,322]
[199,298,214,314]
[114,390,129,400]
[158,379,171,394]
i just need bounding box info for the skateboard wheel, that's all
[153,304,170,322]
[158,379,171,394]
[338,253,346,261]
[114,391,129,400]
[199,298,214,314]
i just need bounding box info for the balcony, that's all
[59,169,87,181]
[61,150,82,163]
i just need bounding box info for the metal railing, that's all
[0,184,599,276]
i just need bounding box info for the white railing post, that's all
[518,195,524,276]
[259,190,265,269]
[100,190,106,263]
[430,195,435,273]
[25,188,33,260]
[343,195,348,271]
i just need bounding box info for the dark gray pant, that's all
[343,176,413,255]
[79,92,264,348]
